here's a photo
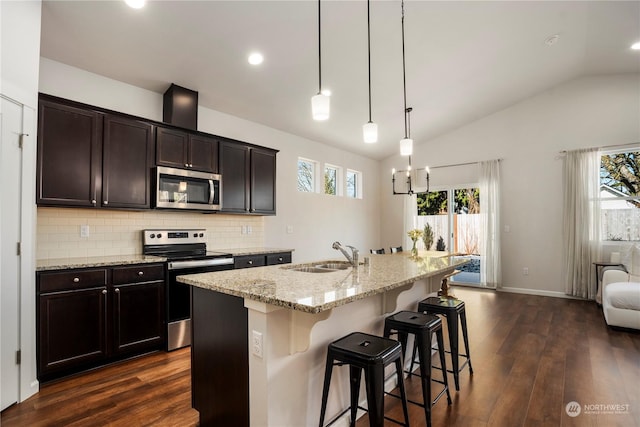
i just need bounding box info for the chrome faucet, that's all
[332,241,359,267]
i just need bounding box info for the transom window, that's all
[297,158,316,192]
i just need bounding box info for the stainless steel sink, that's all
[314,263,351,270]
[290,267,337,273]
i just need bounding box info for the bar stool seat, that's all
[416,296,473,391]
[384,311,451,427]
[318,332,410,427]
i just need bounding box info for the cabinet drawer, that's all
[39,269,108,293]
[266,253,291,265]
[112,264,165,285]
[234,255,266,269]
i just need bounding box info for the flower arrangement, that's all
[407,229,423,256]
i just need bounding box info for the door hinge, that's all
[18,133,28,149]
[17,242,21,256]
[16,350,21,365]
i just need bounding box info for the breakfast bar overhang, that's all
[178,253,469,427]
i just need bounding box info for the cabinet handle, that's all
[138,271,144,276]
[184,163,189,168]
[115,288,120,293]
[248,260,253,265]
[278,257,283,262]
[189,164,193,168]
[103,200,108,205]
[91,200,97,205]
[102,289,107,295]
[73,277,80,283]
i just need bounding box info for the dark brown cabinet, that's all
[37,263,165,382]
[37,95,154,209]
[234,252,291,269]
[102,114,154,209]
[111,264,165,355]
[37,99,102,207]
[156,127,218,173]
[220,141,277,215]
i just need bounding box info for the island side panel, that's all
[191,287,249,427]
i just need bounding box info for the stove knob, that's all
[157,233,162,239]
[199,233,204,238]
[150,233,156,239]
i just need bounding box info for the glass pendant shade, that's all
[311,93,330,121]
[363,122,378,143]
[399,137,413,156]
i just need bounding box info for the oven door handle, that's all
[168,258,234,270]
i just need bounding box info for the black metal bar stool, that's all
[416,296,473,391]
[318,332,410,427]
[383,311,451,427]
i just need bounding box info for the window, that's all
[324,164,341,196]
[297,158,316,192]
[599,149,640,241]
[346,169,361,199]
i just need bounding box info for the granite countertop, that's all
[222,247,295,256]
[178,252,469,314]
[36,255,167,271]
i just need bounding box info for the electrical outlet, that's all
[523,267,529,276]
[80,225,90,238]
[252,330,263,358]
[247,225,252,234]
[287,225,294,234]
[241,226,247,235]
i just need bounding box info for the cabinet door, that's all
[234,255,266,269]
[102,115,154,209]
[37,99,102,207]
[189,134,219,173]
[156,127,188,169]
[266,252,291,265]
[112,281,165,355]
[220,141,250,213]
[250,148,277,215]
[38,287,108,378]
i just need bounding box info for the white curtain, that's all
[479,160,501,288]
[562,148,601,300]
[403,194,418,250]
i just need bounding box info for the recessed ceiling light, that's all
[248,52,264,65]
[124,0,145,9]
[632,42,640,50]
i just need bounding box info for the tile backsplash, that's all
[37,207,264,260]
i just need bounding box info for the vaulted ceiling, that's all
[40,1,640,160]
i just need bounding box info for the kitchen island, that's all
[178,252,468,427]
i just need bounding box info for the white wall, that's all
[381,73,640,296]
[38,58,382,263]
[1,0,42,403]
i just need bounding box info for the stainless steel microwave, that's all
[155,166,221,211]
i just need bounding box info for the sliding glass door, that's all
[416,186,481,285]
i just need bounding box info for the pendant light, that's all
[362,0,378,143]
[311,0,330,121]
[392,0,429,195]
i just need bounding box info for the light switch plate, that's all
[80,225,90,238]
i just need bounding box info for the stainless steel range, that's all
[143,229,234,351]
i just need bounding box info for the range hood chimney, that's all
[163,83,198,131]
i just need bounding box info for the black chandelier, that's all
[391,0,429,196]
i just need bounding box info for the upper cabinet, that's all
[37,99,102,207]
[102,114,154,209]
[37,94,277,215]
[220,141,277,215]
[156,127,218,173]
[37,96,154,209]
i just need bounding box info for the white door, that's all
[1,96,23,410]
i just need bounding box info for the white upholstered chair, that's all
[601,245,640,330]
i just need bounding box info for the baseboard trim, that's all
[496,286,586,300]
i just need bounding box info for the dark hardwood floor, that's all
[2,287,638,427]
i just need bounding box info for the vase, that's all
[411,240,418,257]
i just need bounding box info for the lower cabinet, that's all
[37,263,165,382]
[234,251,291,269]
